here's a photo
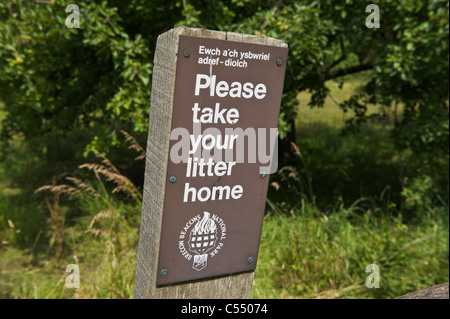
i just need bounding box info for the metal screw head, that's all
[183,49,190,58]
[276,57,283,66]
[160,269,167,276]
[248,257,254,263]
[169,176,176,183]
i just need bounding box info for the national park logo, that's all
[178,212,226,271]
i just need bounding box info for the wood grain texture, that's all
[396,283,449,299]
[134,27,287,299]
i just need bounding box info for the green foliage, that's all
[401,175,448,218]
[254,206,449,299]
[2,192,447,299]
[0,0,448,159]
[0,0,448,299]
[1,104,448,299]
[0,0,154,147]
[341,1,449,160]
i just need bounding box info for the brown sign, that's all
[156,35,288,286]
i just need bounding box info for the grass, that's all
[0,146,142,299]
[252,206,449,299]
[253,75,449,298]
[0,75,448,299]
[297,74,370,127]
[0,216,139,299]
[2,199,447,299]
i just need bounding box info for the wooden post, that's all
[396,283,449,299]
[134,27,287,299]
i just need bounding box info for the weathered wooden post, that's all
[134,27,288,299]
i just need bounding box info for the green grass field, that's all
[0,76,448,299]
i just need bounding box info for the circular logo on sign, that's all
[178,211,226,271]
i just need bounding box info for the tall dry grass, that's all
[29,130,146,298]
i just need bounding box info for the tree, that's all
[0,0,177,145]
[1,0,448,164]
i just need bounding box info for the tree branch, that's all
[33,0,55,4]
[325,62,375,81]
[323,37,346,74]
[181,0,206,29]
[261,0,283,29]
